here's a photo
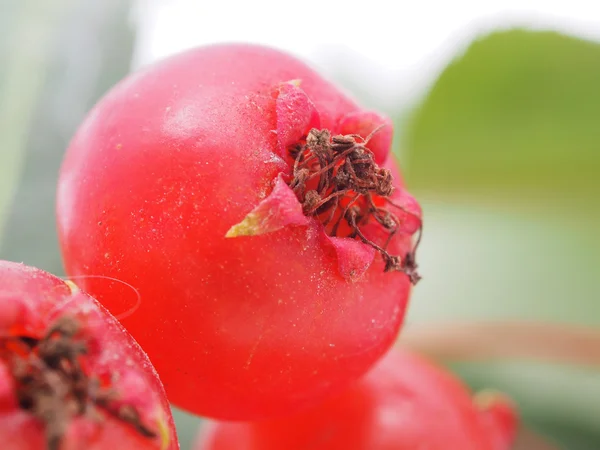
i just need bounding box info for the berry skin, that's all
[194,349,518,450]
[0,260,178,450]
[56,43,422,419]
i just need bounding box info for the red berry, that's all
[56,43,422,419]
[0,261,177,450]
[194,349,518,450]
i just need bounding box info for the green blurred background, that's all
[1,1,598,449]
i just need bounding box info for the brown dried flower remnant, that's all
[288,127,422,284]
[1,316,157,450]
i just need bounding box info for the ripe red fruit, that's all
[194,349,518,450]
[56,43,422,419]
[0,260,177,450]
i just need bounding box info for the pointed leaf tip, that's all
[226,174,309,238]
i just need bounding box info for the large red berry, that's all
[194,348,518,450]
[0,260,177,450]
[56,43,422,419]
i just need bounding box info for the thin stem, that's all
[322,194,339,227]
[347,210,391,258]
[363,123,386,144]
[292,146,306,174]
[401,320,600,367]
[514,426,561,450]
[385,196,414,216]
[306,146,356,182]
[305,189,350,215]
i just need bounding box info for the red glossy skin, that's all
[57,43,421,419]
[0,261,177,450]
[195,349,518,450]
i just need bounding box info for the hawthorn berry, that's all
[194,348,518,450]
[0,260,177,449]
[56,43,422,419]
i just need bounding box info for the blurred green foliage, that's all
[0,1,135,274]
[404,29,600,215]
[0,0,70,238]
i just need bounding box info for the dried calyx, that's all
[288,127,422,284]
[0,316,156,450]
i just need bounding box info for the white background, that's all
[133,0,600,110]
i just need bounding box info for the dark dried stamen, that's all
[0,316,157,449]
[288,127,422,283]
